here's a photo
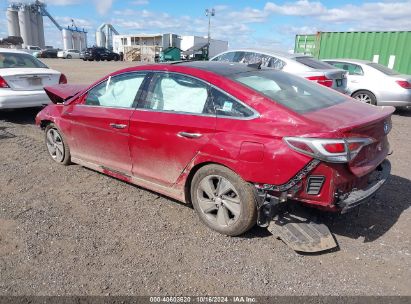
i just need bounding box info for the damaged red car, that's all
[36,62,393,252]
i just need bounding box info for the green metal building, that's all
[295,31,411,74]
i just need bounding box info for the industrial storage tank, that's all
[79,32,87,50]
[62,28,73,50]
[96,31,106,48]
[18,6,32,47]
[36,13,45,48]
[72,31,80,50]
[29,9,39,47]
[6,8,20,37]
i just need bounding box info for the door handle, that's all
[351,80,359,83]
[110,123,127,129]
[178,132,203,139]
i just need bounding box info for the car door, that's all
[129,72,216,186]
[327,61,364,94]
[63,72,148,174]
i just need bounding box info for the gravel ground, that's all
[0,59,410,296]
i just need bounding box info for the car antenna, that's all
[247,61,262,69]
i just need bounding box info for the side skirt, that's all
[71,157,185,203]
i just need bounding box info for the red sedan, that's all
[36,62,393,239]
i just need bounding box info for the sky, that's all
[1,0,411,51]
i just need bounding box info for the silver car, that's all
[210,49,348,93]
[324,59,411,107]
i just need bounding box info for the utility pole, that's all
[205,8,215,60]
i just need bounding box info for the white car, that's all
[210,49,348,94]
[324,59,411,107]
[0,48,67,109]
[57,49,81,59]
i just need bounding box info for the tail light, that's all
[306,75,333,87]
[0,76,10,88]
[396,80,411,89]
[59,74,67,84]
[284,137,375,163]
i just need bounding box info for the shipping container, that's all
[295,31,411,75]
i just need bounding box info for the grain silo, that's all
[29,9,39,46]
[6,7,20,37]
[18,6,32,47]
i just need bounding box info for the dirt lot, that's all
[0,59,410,296]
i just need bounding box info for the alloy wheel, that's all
[196,175,241,227]
[46,128,65,162]
[354,93,372,104]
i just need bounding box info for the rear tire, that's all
[352,90,377,106]
[95,57,101,62]
[191,164,257,236]
[45,124,71,166]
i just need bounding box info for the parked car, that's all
[35,61,393,248]
[0,48,67,109]
[57,49,81,59]
[323,59,411,107]
[210,49,348,93]
[38,49,59,58]
[22,45,42,55]
[83,47,120,61]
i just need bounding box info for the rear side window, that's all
[211,88,255,118]
[232,70,347,113]
[0,52,48,69]
[295,56,335,69]
[141,73,212,115]
[367,62,400,75]
[211,52,236,62]
[85,73,145,108]
[329,62,364,75]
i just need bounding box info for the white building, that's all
[181,36,228,59]
[113,33,181,54]
[112,32,228,61]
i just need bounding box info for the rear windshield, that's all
[0,52,48,69]
[367,62,400,75]
[231,70,347,113]
[294,56,335,69]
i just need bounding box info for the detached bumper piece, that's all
[337,160,391,214]
[268,221,337,253]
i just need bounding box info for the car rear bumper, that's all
[336,159,391,213]
[0,90,51,109]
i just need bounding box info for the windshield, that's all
[232,70,347,113]
[367,62,400,75]
[0,52,48,69]
[295,56,335,69]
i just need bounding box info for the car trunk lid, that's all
[303,101,394,176]
[323,69,348,92]
[44,84,88,104]
[1,68,60,91]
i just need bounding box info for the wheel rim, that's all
[46,128,64,162]
[196,175,241,227]
[355,93,372,104]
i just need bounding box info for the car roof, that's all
[211,48,312,60]
[323,58,372,65]
[176,61,272,77]
[0,48,31,54]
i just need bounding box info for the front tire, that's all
[67,54,72,59]
[352,90,377,105]
[45,124,71,165]
[191,164,257,236]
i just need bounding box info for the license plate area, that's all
[336,79,342,87]
[29,77,42,86]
